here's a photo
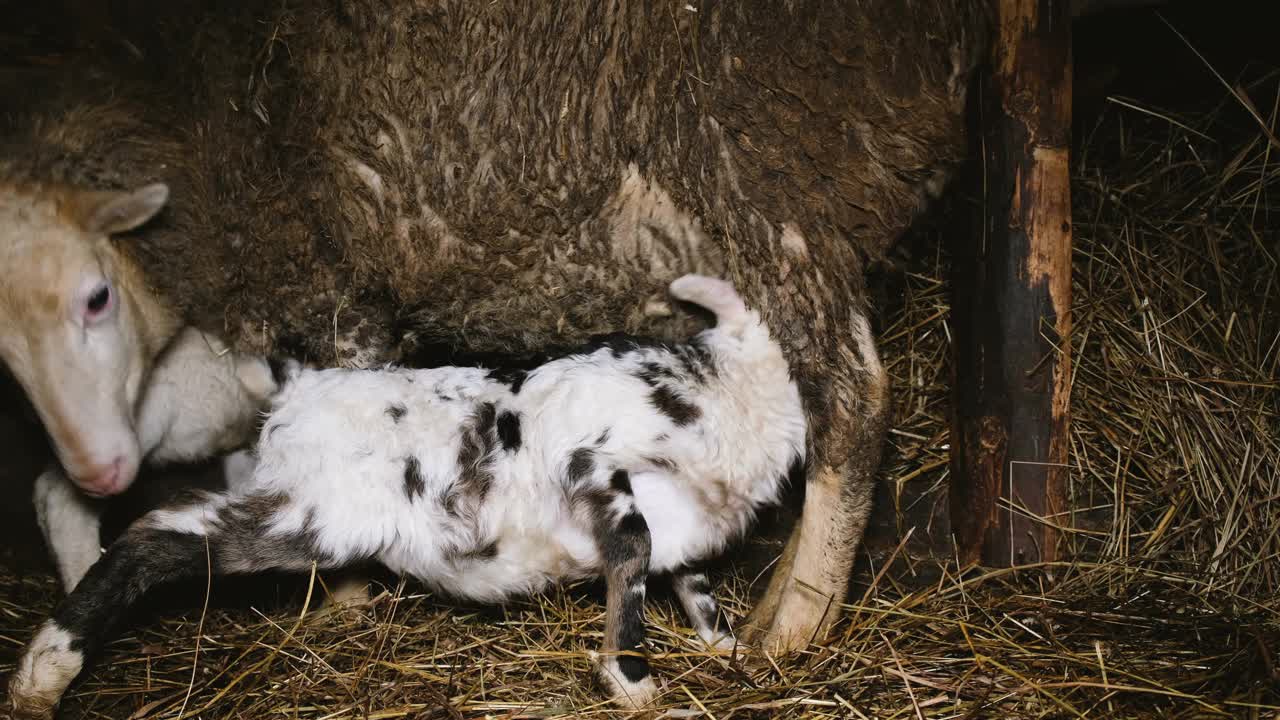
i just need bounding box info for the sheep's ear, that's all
[71,183,170,236]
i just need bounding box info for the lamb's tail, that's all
[668,274,754,337]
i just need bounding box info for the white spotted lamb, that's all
[9,274,807,716]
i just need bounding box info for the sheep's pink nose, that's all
[80,457,125,497]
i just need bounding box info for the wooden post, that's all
[951,0,1073,568]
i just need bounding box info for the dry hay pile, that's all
[3,82,1279,720]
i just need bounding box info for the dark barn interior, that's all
[1,0,1278,718]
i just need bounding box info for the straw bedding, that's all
[2,69,1278,720]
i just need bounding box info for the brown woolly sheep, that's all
[0,1,990,697]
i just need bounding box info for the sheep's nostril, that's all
[79,457,124,497]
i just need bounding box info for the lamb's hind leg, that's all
[7,491,343,720]
[580,467,659,709]
[672,570,736,651]
[743,312,890,653]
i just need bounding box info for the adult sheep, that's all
[0,0,989,653]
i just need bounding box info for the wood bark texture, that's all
[952,0,1073,568]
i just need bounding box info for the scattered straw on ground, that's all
[3,80,1279,720]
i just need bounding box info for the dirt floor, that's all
[2,3,1279,719]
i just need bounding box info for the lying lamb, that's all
[8,274,807,716]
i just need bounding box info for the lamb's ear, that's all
[71,183,170,236]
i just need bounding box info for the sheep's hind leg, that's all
[581,467,659,709]
[7,491,344,720]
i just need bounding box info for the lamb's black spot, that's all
[403,456,425,501]
[609,469,633,494]
[265,421,289,438]
[266,356,290,385]
[577,332,673,360]
[787,453,809,486]
[680,337,717,380]
[464,539,500,560]
[596,428,611,446]
[586,492,649,563]
[266,353,302,387]
[575,486,613,518]
[615,571,651,683]
[474,402,497,435]
[509,373,527,393]
[684,573,712,596]
[216,494,335,571]
[386,403,407,422]
[448,403,497,517]
[636,361,677,388]
[436,390,454,402]
[567,448,595,484]
[650,386,701,426]
[488,367,529,394]
[497,410,522,452]
[618,511,647,535]
[440,489,460,517]
[615,645,651,683]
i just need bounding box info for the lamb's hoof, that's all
[327,576,374,607]
[594,654,659,710]
[311,576,375,620]
[7,696,57,720]
[608,674,659,711]
[8,624,84,720]
[707,632,738,653]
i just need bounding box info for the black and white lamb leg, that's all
[673,570,737,651]
[583,467,659,709]
[8,490,340,720]
[32,466,104,593]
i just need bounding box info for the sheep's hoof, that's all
[739,591,833,655]
[738,540,835,656]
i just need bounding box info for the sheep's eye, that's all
[87,285,111,315]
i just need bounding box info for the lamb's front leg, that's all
[7,491,344,720]
[32,466,104,593]
[673,570,736,651]
[585,468,659,709]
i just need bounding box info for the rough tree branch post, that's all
[952,0,1073,568]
